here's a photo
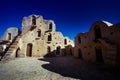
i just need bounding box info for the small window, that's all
[8,33,11,40]
[32,15,36,25]
[64,39,67,45]
[37,30,41,37]
[49,23,52,30]
[78,36,81,44]
[48,34,52,41]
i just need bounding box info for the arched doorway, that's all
[64,39,67,45]
[8,33,11,40]
[78,48,82,59]
[49,22,52,30]
[37,30,41,37]
[95,47,104,63]
[32,15,36,25]
[56,46,61,55]
[26,43,33,57]
[94,26,102,39]
[16,48,20,57]
[48,34,52,41]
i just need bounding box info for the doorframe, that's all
[26,43,33,57]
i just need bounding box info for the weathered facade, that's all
[74,21,120,65]
[0,14,73,59]
[19,15,73,57]
[2,27,19,42]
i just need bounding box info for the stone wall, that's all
[74,21,120,65]
[19,14,73,57]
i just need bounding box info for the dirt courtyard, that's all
[0,56,120,80]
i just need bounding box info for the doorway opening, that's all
[8,33,11,40]
[94,26,102,39]
[78,48,82,59]
[95,47,104,63]
[56,46,61,55]
[26,43,33,57]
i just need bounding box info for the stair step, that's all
[8,48,15,51]
[12,43,17,45]
[5,53,11,57]
[7,51,13,53]
[10,45,17,48]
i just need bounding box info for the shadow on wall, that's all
[44,45,73,57]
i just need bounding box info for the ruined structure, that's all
[74,21,120,65]
[0,14,73,59]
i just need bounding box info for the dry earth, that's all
[0,56,120,80]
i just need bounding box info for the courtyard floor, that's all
[0,56,120,80]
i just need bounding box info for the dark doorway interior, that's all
[70,49,72,55]
[95,47,104,63]
[8,33,11,40]
[49,23,52,30]
[16,48,20,57]
[26,43,33,57]
[48,34,52,41]
[78,49,82,59]
[94,26,102,39]
[56,46,61,55]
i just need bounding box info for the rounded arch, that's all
[48,20,56,31]
[94,40,107,63]
[32,15,36,25]
[26,43,33,57]
[89,21,112,32]
[49,22,53,30]
[16,47,20,58]
[94,25,102,39]
[64,38,67,45]
[48,33,52,41]
[37,29,41,37]
[55,46,61,56]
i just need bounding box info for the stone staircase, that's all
[98,38,117,64]
[2,34,21,61]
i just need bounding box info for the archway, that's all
[95,47,104,63]
[8,33,11,40]
[64,39,67,45]
[94,26,102,39]
[49,22,52,30]
[37,30,41,37]
[78,48,82,59]
[56,46,61,55]
[16,48,20,57]
[48,34,52,41]
[32,15,36,25]
[26,43,33,57]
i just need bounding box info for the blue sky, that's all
[0,0,120,40]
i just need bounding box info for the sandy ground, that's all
[0,56,120,80]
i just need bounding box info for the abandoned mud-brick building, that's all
[74,21,120,65]
[0,14,73,59]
